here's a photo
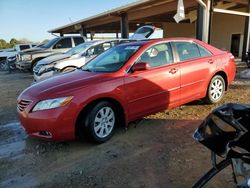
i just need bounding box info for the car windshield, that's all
[66,42,94,56]
[41,38,60,48]
[82,44,141,73]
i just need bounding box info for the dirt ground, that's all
[0,64,250,188]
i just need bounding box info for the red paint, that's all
[17,38,236,141]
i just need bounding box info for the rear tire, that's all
[205,75,225,104]
[78,101,117,143]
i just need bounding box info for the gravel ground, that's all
[0,64,249,188]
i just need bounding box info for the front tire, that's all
[78,101,117,143]
[205,75,225,104]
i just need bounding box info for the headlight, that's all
[21,54,32,61]
[32,96,73,112]
[7,56,16,61]
[38,64,55,75]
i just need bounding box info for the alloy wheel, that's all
[210,78,224,101]
[94,107,115,138]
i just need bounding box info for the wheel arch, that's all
[61,65,77,72]
[75,97,126,137]
[212,71,228,91]
[31,57,45,69]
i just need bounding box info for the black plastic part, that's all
[193,158,232,188]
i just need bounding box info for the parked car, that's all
[33,39,134,82]
[0,44,35,70]
[15,36,86,71]
[17,38,236,143]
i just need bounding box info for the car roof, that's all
[118,37,203,46]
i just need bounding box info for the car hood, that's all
[38,53,71,65]
[19,70,111,100]
[20,47,50,55]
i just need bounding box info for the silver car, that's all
[33,39,134,82]
[16,36,85,71]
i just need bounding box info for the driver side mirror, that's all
[131,62,149,72]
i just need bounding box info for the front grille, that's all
[17,54,21,61]
[17,99,32,112]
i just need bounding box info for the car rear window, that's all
[134,27,154,38]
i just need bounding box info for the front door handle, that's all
[169,68,178,74]
[208,59,214,64]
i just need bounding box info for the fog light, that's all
[39,131,52,137]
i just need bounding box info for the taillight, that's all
[228,53,234,59]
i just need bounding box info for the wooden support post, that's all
[242,4,250,61]
[207,0,214,44]
[120,13,129,39]
[80,27,87,38]
[196,4,204,41]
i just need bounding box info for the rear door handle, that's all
[169,68,178,74]
[208,59,214,64]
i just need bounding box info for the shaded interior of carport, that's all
[49,0,250,59]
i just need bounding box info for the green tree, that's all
[10,38,19,47]
[0,39,9,49]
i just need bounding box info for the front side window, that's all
[86,43,110,56]
[74,37,84,46]
[138,43,173,68]
[82,45,141,72]
[174,42,201,61]
[66,42,94,56]
[54,38,72,49]
[42,38,59,48]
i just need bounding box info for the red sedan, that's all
[17,38,236,143]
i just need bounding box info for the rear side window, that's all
[54,38,72,49]
[20,45,30,50]
[198,45,212,57]
[174,42,201,61]
[74,37,84,46]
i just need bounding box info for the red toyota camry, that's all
[17,38,236,143]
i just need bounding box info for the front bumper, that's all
[16,61,32,70]
[17,102,77,141]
